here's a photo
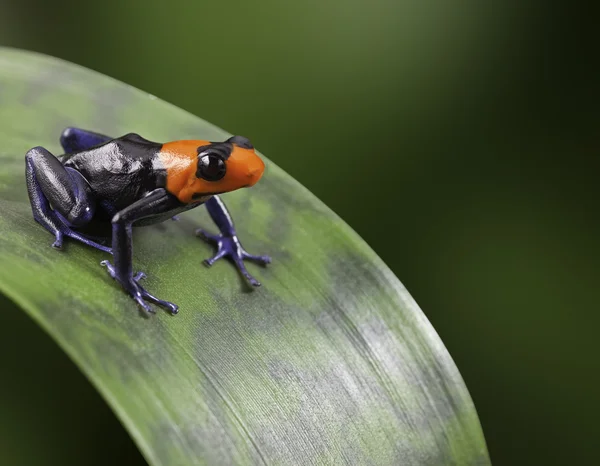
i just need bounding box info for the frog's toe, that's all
[100,259,116,278]
[233,256,262,287]
[204,249,227,267]
[132,293,155,315]
[133,271,147,282]
[195,228,220,243]
[140,290,179,315]
[51,231,64,249]
[242,252,271,266]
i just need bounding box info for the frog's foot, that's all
[100,261,179,315]
[49,220,112,254]
[195,228,271,287]
[51,231,64,249]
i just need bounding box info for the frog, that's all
[25,127,271,315]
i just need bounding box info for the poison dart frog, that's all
[25,127,271,315]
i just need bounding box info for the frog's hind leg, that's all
[60,127,112,153]
[25,146,111,253]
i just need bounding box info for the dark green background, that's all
[0,1,597,465]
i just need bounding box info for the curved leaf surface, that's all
[0,47,489,465]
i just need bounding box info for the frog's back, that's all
[63,133,166,210]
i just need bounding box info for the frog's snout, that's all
[246,156,265,187]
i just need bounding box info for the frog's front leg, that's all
[196,196,271,287]
[101,188,179,315]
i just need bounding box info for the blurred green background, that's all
[0,1,597,465]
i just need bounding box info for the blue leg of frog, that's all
[196,195,271,286]
[101,188,180,315]
[25,146,112,253]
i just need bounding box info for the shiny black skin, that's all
[25,128,271,315]
[62,132,167,217]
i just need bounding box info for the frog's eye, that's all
[196,153,226,181]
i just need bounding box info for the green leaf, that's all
[0,47,489,465]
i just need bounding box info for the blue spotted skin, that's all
[25,128,271,315]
